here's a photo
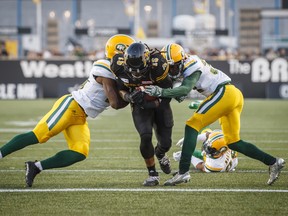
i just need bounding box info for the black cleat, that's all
[25,161,40,187]
[158,155,171,174]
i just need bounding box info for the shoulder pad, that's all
[91,59,114,79]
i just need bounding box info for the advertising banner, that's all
[0,58,287,99]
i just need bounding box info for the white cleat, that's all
[164,171,190,186]
[143,175,160,186]
[267,158,285,185]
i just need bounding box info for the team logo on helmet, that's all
[116,44,127,52]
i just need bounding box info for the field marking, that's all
[0,169,287,173]
[0,188,287,193]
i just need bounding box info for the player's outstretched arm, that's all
[99,77,129,109]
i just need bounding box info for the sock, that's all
[147,165,158,176]
[0,131,38,157]
[35,161,43,171]
[179,126,198,174]
[40,150,86,170]
[229,140,276,166]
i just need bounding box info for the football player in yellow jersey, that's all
[144,43,285,186]
[173,129,238,173]
[0,34,135,187]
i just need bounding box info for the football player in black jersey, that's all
[111,42,174,186]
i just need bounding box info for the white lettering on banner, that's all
[229,58,288,83]
[252,58,288,82]
[0,84,37,99]
[20,61,92,78]
[17,84,37,99]
[279,85,288,98]
[271,58,288,82]
[229,59,250,74]
[252,58,270,82]
[0,84,16,99]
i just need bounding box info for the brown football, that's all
[136,86,157,101]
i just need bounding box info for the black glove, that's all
[130,89,144,104]
[124,89,144,104]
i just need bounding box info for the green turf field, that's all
[0,99,287,215]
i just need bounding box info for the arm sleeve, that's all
[161,71,201,98]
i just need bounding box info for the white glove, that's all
[173,151,182,162]
[176,137,184,148]
[144,85,163,97]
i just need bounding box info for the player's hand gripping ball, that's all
[136,86,158,101]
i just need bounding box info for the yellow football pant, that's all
[32,94,90,157]
[186,84,244,144]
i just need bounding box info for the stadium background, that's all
[0,0,287,99]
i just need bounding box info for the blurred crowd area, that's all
[0,39,287,61]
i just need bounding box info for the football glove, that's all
[175,96,186,103]
[124,89,144,104]
[144,85,163,97]
[176,138,184,148]
[130,89,144,104]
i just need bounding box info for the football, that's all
[136,86,158,101]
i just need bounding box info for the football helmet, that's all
[124,42,150,79]
[203,131,228,158]
[161,43,185,79]
[105,34,135,59]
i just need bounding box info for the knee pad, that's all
[140,133,154,159]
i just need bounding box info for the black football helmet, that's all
[124,42,150,79]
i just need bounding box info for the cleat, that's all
[143,175,160,186]
[164,171,190,186]
[158,155,171,174]
[25,161,40,187]
[267,158,285,185]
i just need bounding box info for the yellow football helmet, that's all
[105,34,136,60]
[161,43,185,79]
[203,131,228,158]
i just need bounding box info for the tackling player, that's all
[144,43,285,186]
[0,34,135,187]
[110,42,174,186]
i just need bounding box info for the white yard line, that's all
[0,188,287,193]
[0,169,287,173]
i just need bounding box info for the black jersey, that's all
[111,51,172,91]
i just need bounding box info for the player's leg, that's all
[40,122,89,170]
[222,86,276,165]
[223,86,285,185]
[0,95,73,158]
[179,88,230,174]
[0,132,38,158]
[164,86,233,185]
[25,96,87,187]
[154,103,173,174]
[132,105,159,186]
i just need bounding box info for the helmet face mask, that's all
[168,60,184,79]
[161,43,185,79]
[124,42,150,79]
[203,132,227,158]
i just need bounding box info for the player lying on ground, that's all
[173,128,238,172]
